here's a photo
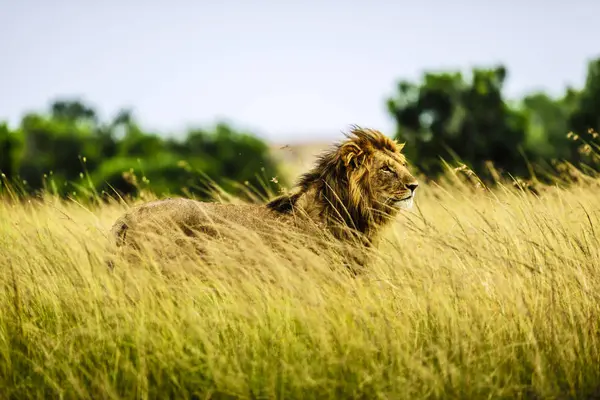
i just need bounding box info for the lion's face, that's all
[364,149,419,211]
[267,127,419,235]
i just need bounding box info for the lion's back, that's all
[110,197,292,247]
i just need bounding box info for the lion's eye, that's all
[381,165,394,173]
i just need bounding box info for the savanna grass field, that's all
[2,148,600,399]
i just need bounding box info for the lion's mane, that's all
[267,126,408,246]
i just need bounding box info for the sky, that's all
[1,0,599,143]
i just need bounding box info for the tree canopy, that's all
[386,58,600,182]
[0,102,282,201]
[2,57,600,200]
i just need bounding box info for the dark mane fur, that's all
[266,125,405,244]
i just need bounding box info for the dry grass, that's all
[1,169,600,399]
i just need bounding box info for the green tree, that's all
[565,59,600,171]
[0,123,15,178]
[520,90,580,165]
[569,59,600,136]
[387,66,530,180]
[50,99,97,123]
[1,98,282,200]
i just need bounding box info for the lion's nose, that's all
[406,182,419,193]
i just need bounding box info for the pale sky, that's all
[1,0,599,143]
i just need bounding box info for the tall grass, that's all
[1,165,600,399]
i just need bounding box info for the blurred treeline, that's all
[0,103,282,201]
[387,57,600,183]
[1,57,600,200]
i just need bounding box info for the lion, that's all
[108,126,419,272]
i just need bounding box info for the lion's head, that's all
[267,126,418,243]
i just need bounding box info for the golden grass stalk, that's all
[1,165,600,399]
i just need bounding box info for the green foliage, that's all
[0,100,283,201]
[387,66,529,179]
[570,59,600,137]
[3,57,600,197]
[0,122,16,178]
[386,58,600,182]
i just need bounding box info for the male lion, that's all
[108,126,419,271]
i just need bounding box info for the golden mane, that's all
[266,125,410,246]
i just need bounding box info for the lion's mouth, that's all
[391,194,413,202]
[391,194,414,210]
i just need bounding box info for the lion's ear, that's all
[340,142,365,168]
